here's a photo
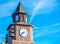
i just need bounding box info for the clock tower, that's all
[2,2,34,44]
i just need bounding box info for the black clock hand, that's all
[21,31,25,35]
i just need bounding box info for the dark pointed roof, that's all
[16,2,25,13]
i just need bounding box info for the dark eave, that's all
[7,24,34,30]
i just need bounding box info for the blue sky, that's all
[0,0,60,44]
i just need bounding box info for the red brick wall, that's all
[16,25,33,41]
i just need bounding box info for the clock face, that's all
[19,28,28,37]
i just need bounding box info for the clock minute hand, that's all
[21,31,25,35]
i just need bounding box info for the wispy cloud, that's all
[34,29,60,38]
[0,2,17,18]
[34,23,60,38]
[30,0,56,22]
[34,23,60,29]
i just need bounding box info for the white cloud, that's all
[34,23,60,29]
[34,29,60,38]
[34,23,60,38]
[0,2,17,18]
[30,0,56,23]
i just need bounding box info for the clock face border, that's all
[18,28,28,38]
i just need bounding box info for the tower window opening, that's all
[15,15,19,22]
[24,15,27,22]
[22,15,24,21]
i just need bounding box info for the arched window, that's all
[15,15,19,22]
[19,15,21,21]
[9,28,15,37]
[24,15,26,22]
[24,15,27,22]
[22,15,24,21]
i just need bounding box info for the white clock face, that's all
[19,28,28,37]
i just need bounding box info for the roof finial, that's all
[15,2,25,13]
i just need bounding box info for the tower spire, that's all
[12,2,28,23]
[16,2,25,13]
